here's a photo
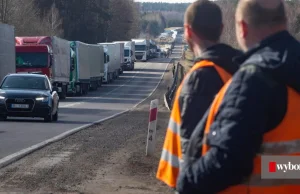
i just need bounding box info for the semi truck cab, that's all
[124,47,134,70]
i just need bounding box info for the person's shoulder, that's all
[180,65,222,94]
[185,65,219,84]
[229,64,276,94]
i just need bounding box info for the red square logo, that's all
[269,161,276,172]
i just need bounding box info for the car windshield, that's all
[0,76,48,90]
[124,49,130,56]
[135,45,145,51]
[16,52,48,68]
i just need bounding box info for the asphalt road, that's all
[0,59,170,160]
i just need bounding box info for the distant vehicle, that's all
[149,40,157,59]
[98,43,121,81]
[113,41,135,71]
[0,74,59,122]
[132,39,150,62]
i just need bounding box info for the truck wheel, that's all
[60,85,67,100]
[0,115,7,121]
[76,85,83,96]
[109,73,113,82]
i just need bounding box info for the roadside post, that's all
[146,99,159,156]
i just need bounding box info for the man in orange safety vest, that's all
[156,0,241,190]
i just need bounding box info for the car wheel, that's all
[44,112,53,122]
[0,115,7,121]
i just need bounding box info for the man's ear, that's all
[240,20,248,38]
[184,24,192,39]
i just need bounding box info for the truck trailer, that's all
[98,43,121,81]
[0,24,15,83]
[88,44,104,90]
[132,39,150,62]
[112,42,125,74]
[15,36,70,99]
[113,41,135,71]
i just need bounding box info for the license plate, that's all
[11,104,29,109]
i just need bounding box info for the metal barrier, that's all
[164,62,185,110]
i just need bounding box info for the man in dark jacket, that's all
[156,0,241,190]
[177,0,300,193]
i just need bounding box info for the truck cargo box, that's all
[0,24,15,82]
[98,43,120,72]
[51,36,70,83]
[114,42,124,69]
[88,44,104,78]
[75,41,90,81]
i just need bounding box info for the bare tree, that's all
[42,2,63,36]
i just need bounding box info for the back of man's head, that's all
[236,0,287,29]
[184,0,223,42]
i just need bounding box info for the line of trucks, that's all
[0,24,161,100]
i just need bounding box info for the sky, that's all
[134,0,195,2]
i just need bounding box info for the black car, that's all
[0,73,59,122]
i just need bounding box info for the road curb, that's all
[0,60,171,169]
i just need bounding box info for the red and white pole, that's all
[146,99,159,156]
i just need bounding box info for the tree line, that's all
[0,0,140,44]
[138,3,187,38]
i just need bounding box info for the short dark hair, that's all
[238,0,287,28]
[184,0,222,42]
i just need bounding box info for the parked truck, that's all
[149,39,157,59]
[0,24,15,83]
[68,41,104,95]
[132,39,150,62]
[98,43,121,81]
[113,41,135,71]
[88,44,104,90]
[113,42,125,74]
[15,36,70,99]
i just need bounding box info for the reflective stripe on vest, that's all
[202,79,300,193]
[156,60,232,188]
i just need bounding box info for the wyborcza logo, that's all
[261,156,300,179]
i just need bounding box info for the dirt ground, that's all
[0,63,174,194]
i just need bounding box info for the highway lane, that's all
[0,59,170,159]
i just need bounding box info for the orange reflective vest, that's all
[202,79,300,193]
[156,60,232,188]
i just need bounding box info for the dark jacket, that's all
[178,43,241,154]
[176,30,300,194]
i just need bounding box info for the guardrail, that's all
[164,61,185,110]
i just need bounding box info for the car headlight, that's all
[0,96,5,103]
[36,97,49,102]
